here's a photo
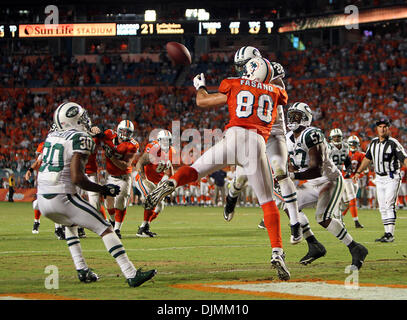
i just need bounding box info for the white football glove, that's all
[193,73,206,90]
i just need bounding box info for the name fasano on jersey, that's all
[240,79,276,92]
[37,129,95,194]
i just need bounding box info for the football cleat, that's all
[77,268,99,283]
[136,225,156,238]
[349,242,368,269]
[32,222,40,234]
[127,268,157,287]
[54,227,65,240]
[78,227,87,238]
[115,229,122,239]
[375,232,394,243]
[290,222,303,244]
[354,220,364,229]
[270,252,290,281]
[145,180,176,210]
[258,219,266,229]
[223,194,238,222]
[300,242,327,265]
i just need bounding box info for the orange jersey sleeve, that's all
[219,78,288,142]
[85,137,100,174]
[36,142,44,155]
[347,151,365,178]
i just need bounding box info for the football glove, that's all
[101,184,121,197]
[271,62,285,80]
[193,73,206,91]
[103,144,114,159]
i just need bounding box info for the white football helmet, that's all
[157,129,172,152]
[117,120,134,141]
[234,46,262,75]
[329,128,343,146]
[242,57,274,83]
[287,102,312,131]
[53,102,91,132]
[347,135,360,151]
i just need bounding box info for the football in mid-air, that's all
[166,42,192,66]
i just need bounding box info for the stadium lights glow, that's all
[144,10,156,22]
[185,9,210,21]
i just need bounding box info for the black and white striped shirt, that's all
[365,137,407,177]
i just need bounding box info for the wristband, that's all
[198,86,207,91]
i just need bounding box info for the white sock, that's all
[102,232,136,279]
[298,211,314,239]
[65,226,87,270]
[141,221,148,228]
[34,219,40,223]
[54,223,62,229]
[326,218,353,246]
[388,224,395,235]
[272,247,283,255]
[114,221,122,231]
[279,177,299,225]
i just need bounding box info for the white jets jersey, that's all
[327,141,350,170]
[37,129,95,194]
[286,126,340,183]
[270,105,286,136]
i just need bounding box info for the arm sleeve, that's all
[218,79,232,94]
[394,141,407,163]
[276,87,288,106]
[365,142,373,160]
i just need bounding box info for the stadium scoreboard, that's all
[0,20,278,38]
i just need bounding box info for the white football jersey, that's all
[327,141,350,171]
[286,126,340,183]
[270,105,286,136]
[37,129,95,194]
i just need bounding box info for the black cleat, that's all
[77,268,99,283]
[258,219,266,229]
[115,229,122,239]
[127,268,157,287]
[145,180,176,210]
[355,220,364,228]
[300,242,327,265]
[54,227,65,240]
[136,225,156,238]
[32,222,40,234]
[349,242,368,269]
[78,227,87,238]
[375,232,394,243]
[223,194,238,222]
[290,222,303,244]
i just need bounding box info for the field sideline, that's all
[0,202,407,300]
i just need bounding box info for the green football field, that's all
[0,202,407,300]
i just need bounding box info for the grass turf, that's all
[0,202,407,300]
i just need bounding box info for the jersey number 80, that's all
[236,91,274,124]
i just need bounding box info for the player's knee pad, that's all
[32,199,39,210]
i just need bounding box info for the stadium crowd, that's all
[1,29,407,188]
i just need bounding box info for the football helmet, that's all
[234,46,262,76]
[347,135,360,151]
[287,102,312,131]
[242,57,274,83]
[157,129,172,152]
[53,102,91,132]
[329,128,343,146]
[117,120,134,141]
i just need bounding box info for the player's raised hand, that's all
[193,73,206,90]
[90,126,101,136]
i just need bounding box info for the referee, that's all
[353,117,407,242]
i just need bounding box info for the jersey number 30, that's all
[236,91,274,124]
